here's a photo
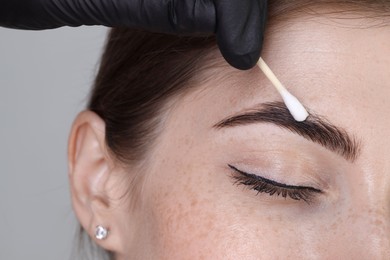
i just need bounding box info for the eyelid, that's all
[228,164,322,192]
[228,164,323,204]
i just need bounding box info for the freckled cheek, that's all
[149,198,311,259]
[145,178,301,258]
[148,184,225,258]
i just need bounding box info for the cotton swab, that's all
[257,57,309,122]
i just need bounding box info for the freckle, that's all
[191,199,198,207]
[206,219,214,230]
[183,137,190,145]
[374,219,383,227]
[177,203,183,210]
[330,222,338,231]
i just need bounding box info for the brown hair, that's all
[88,30,220,166]
[74,0,390,259]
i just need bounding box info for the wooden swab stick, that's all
[257,57,309,122]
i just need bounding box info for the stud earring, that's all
[95,225,109,240]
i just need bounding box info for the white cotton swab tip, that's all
[257,57,309,122]
[279,88,309,122]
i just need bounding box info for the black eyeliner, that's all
[228,164,322,193]
[228,164,322,203]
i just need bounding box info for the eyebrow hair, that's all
[213,101,361,162]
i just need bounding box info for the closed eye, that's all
[228,164,322,204]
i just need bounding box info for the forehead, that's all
[182,15,390,116]
[260,14,390,131]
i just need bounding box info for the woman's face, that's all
[82,13,390,259]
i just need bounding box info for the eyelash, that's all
[228,165,322,204]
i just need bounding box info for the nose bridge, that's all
[336,98,390,258]
[336,201,390,258]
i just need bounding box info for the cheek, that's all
[142,161,305,259]
[146,163,225,258]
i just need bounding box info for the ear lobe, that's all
[67,110,119,250]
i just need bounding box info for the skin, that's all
[68,11,390,260]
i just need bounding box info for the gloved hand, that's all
[0,0,267,70]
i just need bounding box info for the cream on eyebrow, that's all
[257,57,309,122]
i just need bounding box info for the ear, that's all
[67,110,123,252]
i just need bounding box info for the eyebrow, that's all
[213,101,361,162]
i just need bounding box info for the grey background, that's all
[1,26,108,259]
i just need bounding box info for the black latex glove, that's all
[0,0,267,70]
